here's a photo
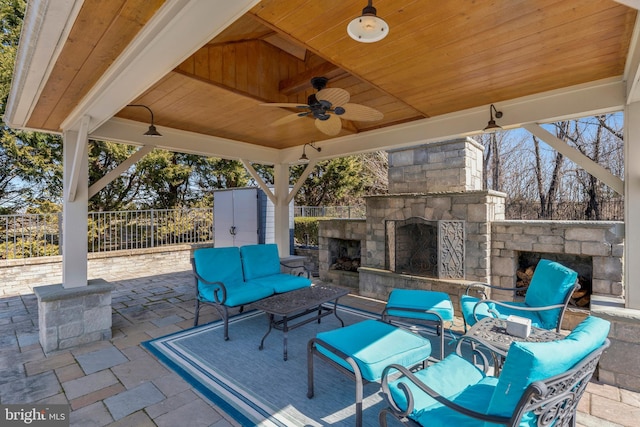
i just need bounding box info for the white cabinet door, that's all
[214,188,259,247]
[231,189,259,246]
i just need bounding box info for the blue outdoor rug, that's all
[143,305,455,426]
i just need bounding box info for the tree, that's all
[0,0,63,214]
[292,156,365,206]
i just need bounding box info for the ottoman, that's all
[382,289,455,360]
[307,319,432,427]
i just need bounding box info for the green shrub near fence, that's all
[294,217,330,246]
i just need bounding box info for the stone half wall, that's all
[490,221,624,298]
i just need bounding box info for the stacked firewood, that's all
[330,257,361,272]
[516,264,590,307]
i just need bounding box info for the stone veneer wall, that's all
[490,221,624,298]
[0,246,193,296]
[388,138,484,194]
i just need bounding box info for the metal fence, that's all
[294,205,365,218]
[0,201,623,259]
[0,208,214,260]
[505,199,624,221]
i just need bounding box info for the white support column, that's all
[625,102,640,309]
[273,163,291,257]
[62,129,89,288]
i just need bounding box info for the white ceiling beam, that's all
[91,118,280,164]
[615,0,640,10]
[277,78,626,164]
[88,145,155,199]
[60,0,260,133]
[4,0,84,129]
[625,12,640,103]
[522,123,624,195]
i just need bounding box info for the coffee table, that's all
[461,317,565,373]
[253,285,350,361]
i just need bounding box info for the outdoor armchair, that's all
[379,316,610,427]
[460,259,579,332]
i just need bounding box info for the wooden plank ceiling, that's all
[27,0,637,150]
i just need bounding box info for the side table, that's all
[461,317,565,374]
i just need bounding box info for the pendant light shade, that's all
[299,143,321,163]
[347,1,389,43]
[483,104,503,133]
[127,104,162,137]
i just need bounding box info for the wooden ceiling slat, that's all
[30,0,637,150]
[28,0,165,131]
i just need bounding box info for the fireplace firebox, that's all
[385,217,465,279]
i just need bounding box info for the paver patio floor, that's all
[1,268,639,426]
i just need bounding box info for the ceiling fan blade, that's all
[271,112,307,127]
[315,114,342,136]
[337,103,384,121]
[316,88,350,106]
[260,103,308,108]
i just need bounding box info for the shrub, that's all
[294,217,329,246]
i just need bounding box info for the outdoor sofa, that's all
[192,243,311,340]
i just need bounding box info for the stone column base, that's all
[34,279,114,354]
[591,294,640,392]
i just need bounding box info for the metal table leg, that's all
[259,313,274,351]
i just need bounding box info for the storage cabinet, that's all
[213,187,294,249]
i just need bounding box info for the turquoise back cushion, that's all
[193,247,244,297]
[524,259,577,328]
[240,244,281,280]
[487,316,610,419]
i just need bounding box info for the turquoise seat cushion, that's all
[245,274,311,293]
[524,259,577,328]
[315,319,431,382]
[203,282,273,307]
[487,316,610,419]
[194,247,257,305]
[240,244,282,280]
[388,353,488,416]
[386,290,454,322]
[413,378,498,427]
[460,295,545,328]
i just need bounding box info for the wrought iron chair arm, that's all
[473,299,566,315]
[453,335,491,373]
[381,306,444,323]
[380,363,510,425]
[465,282,527,299]
[191,269,228,305]
[280,261,311,279]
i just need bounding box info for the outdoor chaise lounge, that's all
[460,259,579,332]
[379,315,610,426]
[192,244,311,340]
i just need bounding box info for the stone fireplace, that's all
[318,137,623,320]
[319,137,506,308]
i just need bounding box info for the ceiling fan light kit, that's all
[483,104,503,133]
[348,0,389,43]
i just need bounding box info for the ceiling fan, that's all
[259,77,384,136]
